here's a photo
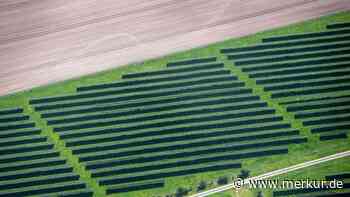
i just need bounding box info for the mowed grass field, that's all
[0,11,349,197]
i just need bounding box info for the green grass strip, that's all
[219,56,315,143]
[23,102,107,197]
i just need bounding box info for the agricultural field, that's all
[0,11,349,197]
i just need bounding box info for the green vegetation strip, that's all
[218,56,314,142]
[0,11,349,197]
[24,104,106,197]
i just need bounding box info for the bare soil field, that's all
[0,0,349,96]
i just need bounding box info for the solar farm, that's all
[0,11,350,197]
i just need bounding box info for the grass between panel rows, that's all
[0,11,349,197]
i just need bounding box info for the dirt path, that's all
[0,0,349,96]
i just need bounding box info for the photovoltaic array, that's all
[1,22,349,196]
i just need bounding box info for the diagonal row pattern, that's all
[222,22,350,141]
[29,57,306,195]
[0,107,92,197]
